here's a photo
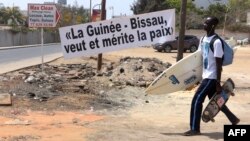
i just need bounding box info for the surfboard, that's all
[145,50,203,95]
[145,46,238,95]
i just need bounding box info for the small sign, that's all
[58,0,67,5]
[224,125,250,141]
[28,4,60,27]
[92,9,101,22]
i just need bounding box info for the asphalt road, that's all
[0,44,62,64]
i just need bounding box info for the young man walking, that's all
[184,16,240,136]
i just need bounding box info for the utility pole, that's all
[89,0,92,22]
[177,0,187,62]
[97,0,106,71]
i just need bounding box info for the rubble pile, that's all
[0,57,171,111]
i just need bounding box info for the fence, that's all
[0,30,60,47]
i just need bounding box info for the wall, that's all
[0,30,60,47]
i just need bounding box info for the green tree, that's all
[131,0,169,14]
[228,0,250,23]
[58,5,88,27]
[0,6,4,24]
[76,6,88,24]
[1,7,25,26]
[203,3,227,27]
[131,0,196,14]
[130,0,198,29]
[168,0,182,13]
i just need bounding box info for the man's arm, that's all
[215,57,223,94]
[213,38,224,94]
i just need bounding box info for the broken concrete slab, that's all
[0,93,12,106]
[4,119,31,125]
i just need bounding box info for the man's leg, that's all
[185,79,215,136]
[221,105,240,125]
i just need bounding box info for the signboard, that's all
[92,9,101,22]
[58,0,67,5]
[28,4,60,27]
[59,9,175,59]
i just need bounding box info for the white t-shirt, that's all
[198,35,224,79]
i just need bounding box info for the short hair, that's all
[210,16,219,26]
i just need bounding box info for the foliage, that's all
[1,0,249,33]
[131,0,196,14]
[0,6,25,26]
[0,4,88,34]
[0,6,29,33]
[228,0,250,23]
[57,5,89,27]
[131,0,169,14]
[0,8,3,24]
[130,0,200,29]
[227,23,250,33]
[202,3,227,27]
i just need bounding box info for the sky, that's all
[0,0,135,19]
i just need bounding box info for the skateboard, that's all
[202,78,235,123]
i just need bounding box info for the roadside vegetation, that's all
[0,0,250,33]
[131,0,250,32]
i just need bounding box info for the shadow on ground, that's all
[161,132,223,140]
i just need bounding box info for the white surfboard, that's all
[145,50,203,95]
[145,45,238,95]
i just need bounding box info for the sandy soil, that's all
[0,45,250,141]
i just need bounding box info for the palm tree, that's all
[0,4,5,24]
[1,6,25,26]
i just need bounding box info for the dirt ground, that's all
[0,45,250,141]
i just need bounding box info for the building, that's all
[193,0,229,9]
[58,0,67,5]
[247,12,250,25]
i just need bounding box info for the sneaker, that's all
[232,118,240,125]
[183,130,201,136]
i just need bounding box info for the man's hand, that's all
[216,81,222,94]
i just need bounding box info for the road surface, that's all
[0,44,63,74]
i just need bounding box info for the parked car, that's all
[152,35,200,53]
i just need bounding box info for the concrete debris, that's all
[0,93,12,106]
[4,119,31,125]
[0,57,171,111]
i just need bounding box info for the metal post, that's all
[89,0,92,22]
[97,0,106,71]
[41,28,44,73]
[177,0,187,62]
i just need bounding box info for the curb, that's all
[0,53,63,75]
[0,43,61,50]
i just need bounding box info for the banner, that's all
[59,9,175,59]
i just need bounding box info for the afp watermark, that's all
[224,125,250,141]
